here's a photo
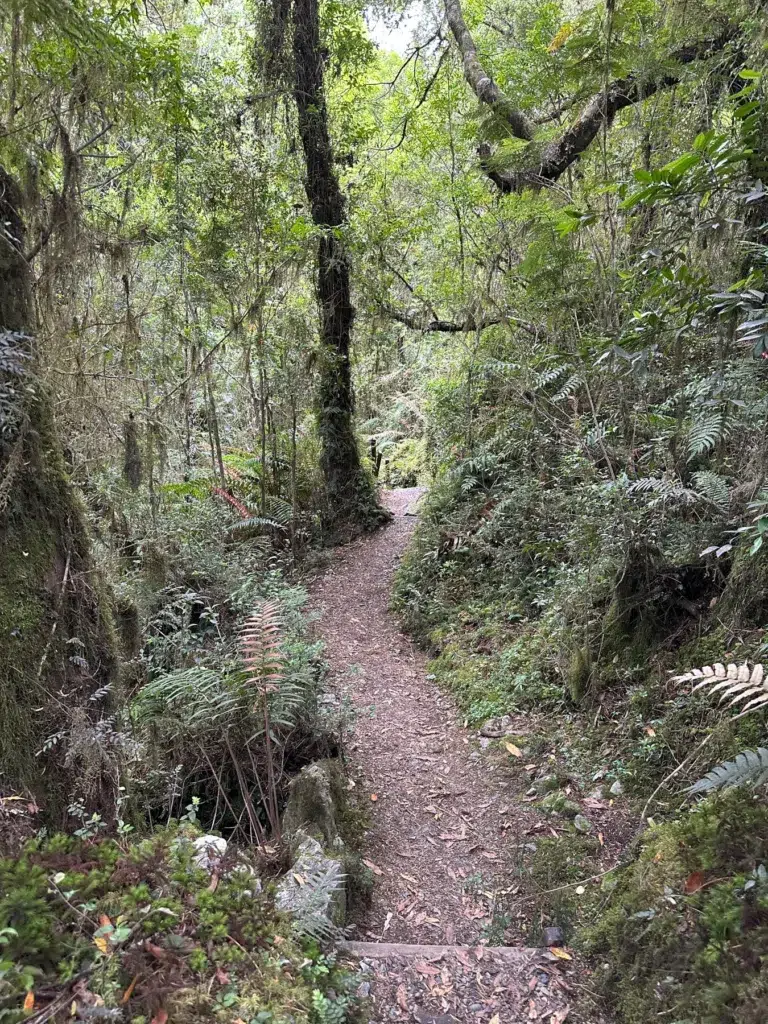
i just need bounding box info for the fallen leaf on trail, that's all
[644,726,656,736]
[550,1007,571,1023]
[396,984,409,1013]
[583,798,608,810]
[598,832,604,846]
[121,975,140,1004]
[150,1011,168,1024]
[23,992,34,1012]
[414,962,440,976]
[474,945,485,960]
[456,950,472,967]
[525,763,537,770]
[489,1015,500,1024]
[370,793,378,802]
[93,936,109,954]
[363,859,383,876]
[215,966,229,985]
[207,872,219,893]
[383,912,393,932]
[98,914,112,929]
[293,873,306,885]
[399,873,418,884]
[505,742,523,757]
[272,935,284,946]
[549,947,572,960]
[528,976,538,992]
[685,871,706,894]
[575,885,586,895]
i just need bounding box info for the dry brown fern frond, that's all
[673,662,768,716]
[241,601,284,697]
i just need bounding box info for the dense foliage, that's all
[3,0,768,1019]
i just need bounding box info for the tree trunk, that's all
[0,167,119,821]
[291,0,387,540]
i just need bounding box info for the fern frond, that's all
[673,662,768,716]
[690,747,768,794]
[690,470,730,510]
[264,496,294,526]
[241,602,285,696]
[686,411,728,461]
[276,857,345,942]
[227,515,285,540]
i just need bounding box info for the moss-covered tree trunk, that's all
[0,166,118,821]
[291,0,387,541]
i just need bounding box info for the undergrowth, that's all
[0,825,356,1024]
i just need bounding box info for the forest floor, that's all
[308,489,581,1024]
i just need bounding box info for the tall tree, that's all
[289,0,387,540]
[0,167,118,818]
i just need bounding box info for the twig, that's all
[640,732,713,821]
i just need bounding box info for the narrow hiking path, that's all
[308,489,575,1024]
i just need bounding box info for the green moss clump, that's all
[584,790,768,1024]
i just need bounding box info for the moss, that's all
[718,546,768,628]
[567,645,592,703]
[0,389,119,821]
[584,790,768,1024]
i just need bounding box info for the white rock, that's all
[609,780,624,797]
[193,834,227,872]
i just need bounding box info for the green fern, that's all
[686,411,728,461]
[690,747,768,794]
[277,858,345,943]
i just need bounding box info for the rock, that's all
[609,779,624,797]
[356,981,370,998]
[479,718,504,738]
[574,814,592,833]
[282,758,345,847]
[587,786,604,801]
[275,835,346,929]
[479,737,491,749]
[531,775,560,796]
[541,791,580,818]
[542,926,564,947]
[193,835,227,872]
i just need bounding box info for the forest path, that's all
[308,489,573,1024]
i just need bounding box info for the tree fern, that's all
[690,747,768,794]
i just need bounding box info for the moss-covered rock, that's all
[282,758,346,848]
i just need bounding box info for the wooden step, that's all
[339,940,540,962]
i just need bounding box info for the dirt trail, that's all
[309,489,574,1023]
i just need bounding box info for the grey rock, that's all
[479,737,492,749]
[574,813,592,833]
[542,926,564,947]
[469,751,480,760]
[192,835,227,872]
[609,779,624,797]
[414,1015,458,1024]
[275,835,346,927]
[587,787,604,801]
[282,758,345,847]
[356,981,370,998]
[479,718,504,738]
